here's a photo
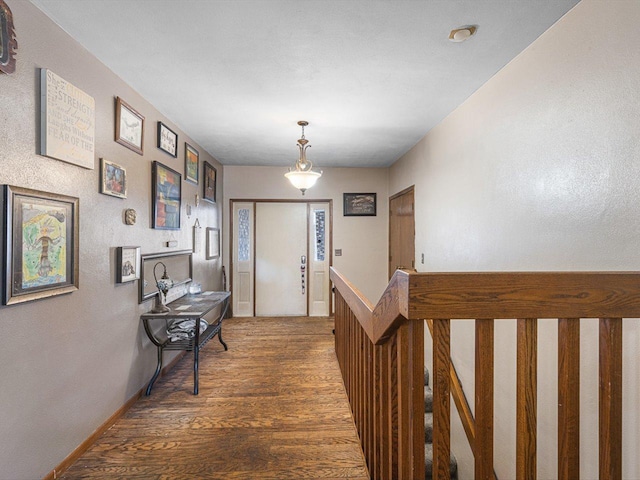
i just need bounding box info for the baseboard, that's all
[42,352,186,480]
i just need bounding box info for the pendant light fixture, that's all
[285,121,322,195]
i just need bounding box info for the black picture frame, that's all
[116,246,141,283]
[203,161,217,204]
[1,185,79,305]
[343,193,377,216]
[157,121,178,157]
[152,161,182,230]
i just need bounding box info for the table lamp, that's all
[152,261,174,313]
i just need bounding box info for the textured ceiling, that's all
[31,0,579,168]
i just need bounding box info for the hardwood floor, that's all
[61,317,369,479]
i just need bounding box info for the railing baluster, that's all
[390,333,399,477]
[516,318,537,480]
[432,318,451,480]
[475,319,494,480]
[599,317,623,480]
[558,318,580,480]
[396,321,425,479]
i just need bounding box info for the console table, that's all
[140,291,230,395]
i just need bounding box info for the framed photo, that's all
[206,227,220,260]
[115,97,145,155]
[116,246,140,283]
[1,186,79,305]
[152,161,182,230]
[203,161,217,203]
[185,143,199,185]
[157,121,178,157]
[100,158,127,199]
[0,0,18,75]
[343,193,377,216]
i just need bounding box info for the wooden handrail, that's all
[332,267,640,480]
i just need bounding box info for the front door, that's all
[389,186,415,278]
[256,202,308,316]
[231,201,331,317]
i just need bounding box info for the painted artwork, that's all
[203,161,216,203]
[21,201,68,288]
[152,161,182,230]
[100,158,127,198]
[2,186,79,305]
[185,143,199,184]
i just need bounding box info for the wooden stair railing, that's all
[331,267,640,480]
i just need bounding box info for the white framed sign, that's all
[40,69,96,169]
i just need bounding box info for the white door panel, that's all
[256,203,307,316]
[232,202,254,316]
[309,203,330,316]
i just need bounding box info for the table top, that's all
[140,291,230,320]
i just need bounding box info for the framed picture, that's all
[100,158,127,199]
[152,161,182,230]
[1,185,79,305]
[41,69,95,169]
[116,246,140,283]
[157,121,178,157]
[185,143,199,184]
[115,97,144,155]
[206,227,220,260]
[203,161,217,203]
[343,193,377,216]
[0,0,18,75]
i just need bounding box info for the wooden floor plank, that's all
[61,317,368,479]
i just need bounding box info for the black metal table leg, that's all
[218,328,228,351]
[146,345,163,396]
[194,318,200,395]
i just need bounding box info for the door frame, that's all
[388,185,415,279]
[229,198,333,317]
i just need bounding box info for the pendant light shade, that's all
[285,121,322,195]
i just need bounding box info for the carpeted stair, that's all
[424,368,458,479]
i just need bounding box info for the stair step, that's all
[425,443,458,479]
[425,412,433,443]
[424,385,433,413]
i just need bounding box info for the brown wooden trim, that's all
[516,318,537,480]
[599,317,623,480]
[42,352,186,480]
[558,318,580,480]
[475,319,494,480]
[432,318,451,480]
[408,272,640,319]
[389,185,415,202]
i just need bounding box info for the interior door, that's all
[389,186,415,278]
[255,202,308,316]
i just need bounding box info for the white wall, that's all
[224,166,389,303]
[0,3,224,478]
[390,1,640,478]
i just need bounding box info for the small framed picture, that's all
[116,246,141,283]
[157,121,178,157]
[1,185,79,305]
[152,161,182,230]
[206,227,220,260]
[343,193,377,216]
[203,161,217,203]
[115,97,145,155]
[0,0,18,74]
[185,143,199,185]
[100,158,127,199]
